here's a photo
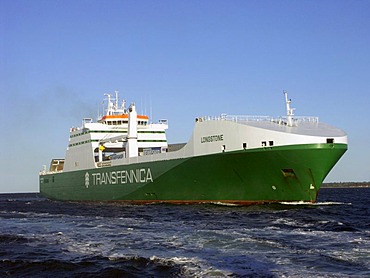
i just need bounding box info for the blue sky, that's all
[1,0,369,193]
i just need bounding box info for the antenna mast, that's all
[115,90,119,111]
[283,91,295,127]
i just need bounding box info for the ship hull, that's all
[40,143,347,204]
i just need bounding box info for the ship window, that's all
[269,141,274,146]
[262,141,267,147]
[222,145,226,152]
[327,138,334,143]
[243,142,247,149]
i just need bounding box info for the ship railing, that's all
[39,170,63,175]
[158,119,168,125]
[272,116,319,125]
[197,114,319,125]
[224,115,273,122]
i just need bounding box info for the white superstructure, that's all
[63,92,168,172]
[45,91,347,174]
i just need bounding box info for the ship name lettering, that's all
[91,168,153,186]
[201,134,224,143]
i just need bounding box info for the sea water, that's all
[0,187,369,277]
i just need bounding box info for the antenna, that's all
[283,90,295,127]
[104,93,109,115]
[115,90,119,111]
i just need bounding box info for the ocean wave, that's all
[0,234,30,244]
[1,189,369,277]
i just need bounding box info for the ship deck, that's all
[200,115,346,137]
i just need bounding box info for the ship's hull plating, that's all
[40,143,347,204]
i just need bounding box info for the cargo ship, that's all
[39,91,347,204]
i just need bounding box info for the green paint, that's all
[40,143,347,204]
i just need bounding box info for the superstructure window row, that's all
[70,130,166,138]
[102,120,148,126]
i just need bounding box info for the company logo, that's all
[85,172,90,188]
[85,168,153,187]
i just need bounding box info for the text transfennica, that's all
[89,168,153,186]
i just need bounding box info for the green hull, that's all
[40,143,347,204]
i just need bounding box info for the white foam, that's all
[279,201,351,206]
[149,255,233,277]
[210,202,241,207]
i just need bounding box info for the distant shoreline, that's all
[322,182,370,188]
